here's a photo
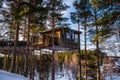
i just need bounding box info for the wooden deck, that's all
[0,41,27,47]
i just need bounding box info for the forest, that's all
[0,0,120,80]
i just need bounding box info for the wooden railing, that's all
[0,41,27,47]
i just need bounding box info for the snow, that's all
[104,73,120,80]
[0,53,5,57]
[0,70,29,80]
[102,58,120,80]
[48,68,75,80]
[1,58,120,80]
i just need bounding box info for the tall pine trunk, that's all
[24,13,30,77]
[9,0,20,73]
[84,18,87,80]
[3,54,7,70]
[51,0,55,80]
[24,0,30,76]
[10,21,20,73]
[94,8,100,80]
[23,17,27,41]
[15,54,19,73]
[78,21,82,80]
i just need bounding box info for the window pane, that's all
[66,32,70,39]
[71,33,74,42]
[74,34,78,43]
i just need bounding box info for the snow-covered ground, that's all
[102,58,120,80]
[0,69,75,80]
[1,59,120,80]
[0,70,29,80]
[104,73,120,80]
[1,69,120,80]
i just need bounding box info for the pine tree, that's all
[46,0,69,80]
[71,0,92,79]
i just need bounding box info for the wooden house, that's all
[31,27,81,50]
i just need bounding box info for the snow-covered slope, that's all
[0,70,29,80]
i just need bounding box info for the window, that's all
[74,34,78,43]
[66,32,70,39]
[33,37,38,43]
[71,33,74,42]
[66,31,78,43]
[38,35,43,44]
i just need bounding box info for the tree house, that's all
[31,27,81,50]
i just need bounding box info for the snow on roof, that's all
[0,70,29,80]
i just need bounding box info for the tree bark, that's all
[78,21,82,80]
[94,8,100,80]
[84,18,87,80]
[10,21,20,73]
[3,54,7,70]
[15,55,19,73]
[24,0,30,76]
[51,0,55,80]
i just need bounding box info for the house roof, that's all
[41,27,82,34]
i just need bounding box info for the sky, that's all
[63,0,77,30]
